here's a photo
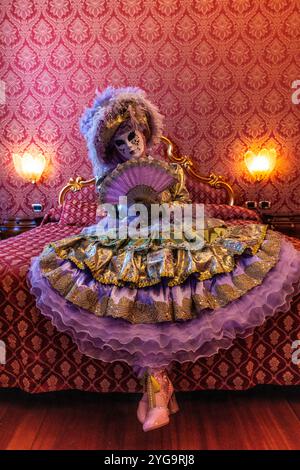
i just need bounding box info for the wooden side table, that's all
[0,217,44,240]
[260,212,300,238]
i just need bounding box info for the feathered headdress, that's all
[79,86,164,181]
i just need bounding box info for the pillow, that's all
[204,204,261,222]
[41,206,63,226]
[187,180,228,204]
[59,186,98,226]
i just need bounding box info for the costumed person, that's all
[28,87,300,432]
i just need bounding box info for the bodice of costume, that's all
[159,162,192,206]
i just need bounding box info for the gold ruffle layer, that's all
[45,223,268,288]
[39,229,281,324]
[40,231,281,323]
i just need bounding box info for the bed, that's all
[1,138,300,393]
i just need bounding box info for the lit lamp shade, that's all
[13,152,46,184]
[244,148,277,181]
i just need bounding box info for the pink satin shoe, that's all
[137,393,148,424]
[137,390,179,424]
[141,370,179,432]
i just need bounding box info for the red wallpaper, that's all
[0,0,300,218]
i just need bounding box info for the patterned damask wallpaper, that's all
[0,0,300,217]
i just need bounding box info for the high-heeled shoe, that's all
[137,393,148,424]
[142,370,179,432]
[137,389,179,424]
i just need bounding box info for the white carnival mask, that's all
[113,128,146,160]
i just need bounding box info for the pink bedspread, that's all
[1,222,300,393]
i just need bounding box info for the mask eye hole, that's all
[128,131,136,141]
[115,139,124,147]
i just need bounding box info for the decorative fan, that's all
[98,157,178,206]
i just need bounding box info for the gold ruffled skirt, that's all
[35,217,284,324]
[41,220,268,288]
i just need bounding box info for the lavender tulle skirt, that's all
[27,235,300,372]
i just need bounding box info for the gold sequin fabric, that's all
[44,221,268,288]
[38,228,282,324]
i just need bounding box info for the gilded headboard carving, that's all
[58,136,235,206]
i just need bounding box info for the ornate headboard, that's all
[58,136,235,206]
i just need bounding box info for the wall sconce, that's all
[13,152,46,184]
[244,148,277,181]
